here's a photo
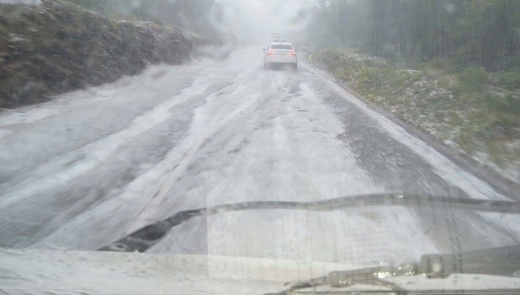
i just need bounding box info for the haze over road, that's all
[1,47,519,265]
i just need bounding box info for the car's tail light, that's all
[289,50,296,56]
[267,50,274,56]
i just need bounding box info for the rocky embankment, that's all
[0,0,193,108]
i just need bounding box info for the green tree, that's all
[307,0,519,71]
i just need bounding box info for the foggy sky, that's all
[216,0,312,44]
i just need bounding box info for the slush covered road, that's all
[1,48,519,266]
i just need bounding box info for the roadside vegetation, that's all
[312,49,520,183]
[59,0,222,41]
[307,0,519,183]
[308,0,518,71]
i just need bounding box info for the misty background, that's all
[61,0,519,71]
[61,0,313,45]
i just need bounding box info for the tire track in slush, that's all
[31,65,264,250]
[0,79,211,211]
[197,79,435,264]
[130,66,286,229]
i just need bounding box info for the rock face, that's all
[0,0,192,108]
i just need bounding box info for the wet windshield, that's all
[0,0,519,294]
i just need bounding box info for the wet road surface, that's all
[1,47,519,266]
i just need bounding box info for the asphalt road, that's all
[1,47,519,266]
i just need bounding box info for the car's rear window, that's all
[270,44,293,50]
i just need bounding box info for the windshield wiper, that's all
[266,244,520,295]
[98,193,520,252]
[97,193,520,294]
